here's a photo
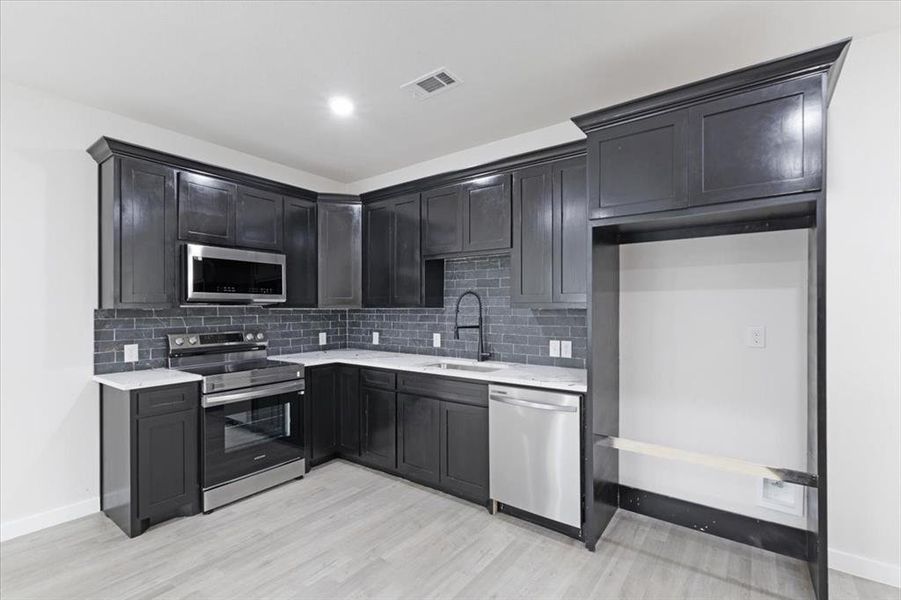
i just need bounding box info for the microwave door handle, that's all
[202,380,304,407]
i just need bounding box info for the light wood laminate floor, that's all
[1,461,896,600]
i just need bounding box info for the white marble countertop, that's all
[276,349,587,393]
[93,368,202,391]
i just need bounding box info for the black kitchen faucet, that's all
[453,290,491,362]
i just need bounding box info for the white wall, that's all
[826,28,901,587]
[618,230,810,529]
[0,81,344,541]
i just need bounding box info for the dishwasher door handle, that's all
[489,395,578,413]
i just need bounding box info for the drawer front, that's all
[136,383,198,417]
[397,372,487,407]
[360,368,396,390]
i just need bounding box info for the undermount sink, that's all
[423,362,504,373]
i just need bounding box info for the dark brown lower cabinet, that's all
[397,394,440,484]
[101,382,200,538]
[439,400,489,503]
[310,366,339,464]
[360,386,397,470]
[337,366,361,456]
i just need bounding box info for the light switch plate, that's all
[433,333,441,348]
[319,332,327,346]
[561,340,572,358]
[123,344,139,363]
[549,340,561,358]
[372,331,380,345]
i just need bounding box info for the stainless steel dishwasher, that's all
[488,384,581,528]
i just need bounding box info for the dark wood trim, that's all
[619,485,808,561]
[87,137,319,200]
[317,193,361,204]
[572,39,850,133]
[360,140,586,203]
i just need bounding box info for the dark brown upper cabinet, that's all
[317,196,362,307]
[283,196,317,308]
[511,157,587,307]
[422,184,463,255]
[363,194,422,307]
[177,172,237,246]
[235,186,284,251]
[461,174,511,252]
[587,109,688,219]
[687,75,823,207]
[99,157,177,308]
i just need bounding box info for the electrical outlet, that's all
[123,344,139,363]
[758,478,804,516]
[549,340,561,358]
[561,340,572,358]
[746,326,766,348]
[433,333,441,348]
[319,332,327,346]
[372,331,380,345]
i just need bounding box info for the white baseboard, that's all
[830,547,901,588]
[0,497,99,542]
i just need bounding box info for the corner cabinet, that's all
[511,156,587,307]
[317,196,362,308]
[98,157,178,308]
[100,382,200,538]
[363,194,422,307]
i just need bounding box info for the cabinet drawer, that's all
[397,372,487,407]
[360,369,396,389]
[136,383,198,417]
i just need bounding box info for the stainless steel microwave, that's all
[185,243,286,304]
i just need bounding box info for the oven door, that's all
[186,243,286,304]
[202,380,304,488]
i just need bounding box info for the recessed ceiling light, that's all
[328,96,354,117]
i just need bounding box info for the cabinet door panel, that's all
[462,174,511,251]
[118,158,177,306]
[589,110,688,218]
[511,165,553,305]
[284,197,317,307]
[137,409,197,519]
[360,387,396,470]
[177,172,236,245]
[338,366,361,457]
[311,367,338,462]
[422,185,463,255]
[688,76,823,205]
[363,200,392,307]
[397,394,440,484]
[439,401,488,503]
[553,157,588,304]
[236,186,283,250]
[318,201,362,307]
[391,194,422,306]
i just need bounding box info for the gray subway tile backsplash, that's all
[93,255,586,374]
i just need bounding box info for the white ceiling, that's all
[1,1,898,184]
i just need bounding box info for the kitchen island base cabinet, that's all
[360,387,397,471]
[100,382,200,538]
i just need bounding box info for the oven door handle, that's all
[202,380,305,407]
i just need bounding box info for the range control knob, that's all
[256,333,265,341]
[187,336,198,345]
[174,337,184,346]
[245,333,254,342]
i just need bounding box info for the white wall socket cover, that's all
[561,340,572,358]
[319,332,327,345]
[123,344,139,363]
[433,333,441,348]
[758,478,804,516]
[746,326,766,348]
[549,340,561,357]
[372,331,379,345]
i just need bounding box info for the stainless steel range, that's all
[168,331,305,512]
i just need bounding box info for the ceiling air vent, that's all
[401,68,461,99]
